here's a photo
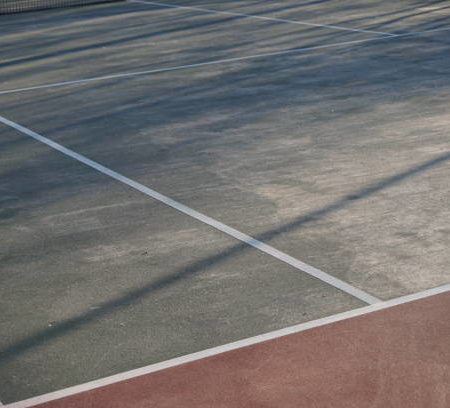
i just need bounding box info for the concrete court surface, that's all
[1,0,450,406]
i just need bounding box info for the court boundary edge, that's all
[5,284,450,408]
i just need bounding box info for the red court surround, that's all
[33,292,450,408]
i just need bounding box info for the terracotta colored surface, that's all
[36,292,450,408]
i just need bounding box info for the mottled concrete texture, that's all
[1,0,449,404]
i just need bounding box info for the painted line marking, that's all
[0,36,388,96]
[0,114,380,304]
[6,284,450,408]
[1,25,450,97]
[128,0,395,36]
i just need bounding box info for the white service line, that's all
[128,0,394,36]
[6,284,450,408]
[1,25,450,97]
[0,114,380,305]
[0,36,388,96]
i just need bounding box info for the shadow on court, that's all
[1,0,450,86]
[1,148,449,364]
[1,0,450,403]
[1,0,450,364]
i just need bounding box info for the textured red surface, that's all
[36,292,450,408]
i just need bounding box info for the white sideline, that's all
[6,284,450,408]
[0,114,380,304]
[1,25,450,96]
[128,0,394,36]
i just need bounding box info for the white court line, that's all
[128,0,394,36]
[1,25,450,97]
[0,36,388,96]
[6,284,450,408]
[0,114,380,304]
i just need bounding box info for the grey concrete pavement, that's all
[0,1,374,93]
[0,126,363,403]
[170,0,450,34]
[1,0,449,404]
[1,29,449,301]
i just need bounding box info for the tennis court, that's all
[1,1,449,406]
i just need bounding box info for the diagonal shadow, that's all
[1,149,449,364]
